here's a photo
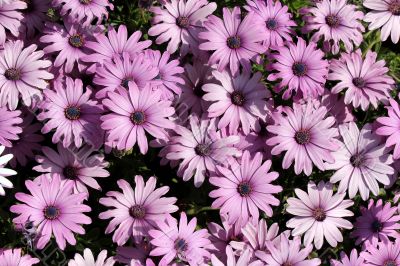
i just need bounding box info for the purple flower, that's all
[0,248,39,266]
[0,1,26,44]
[330,249,365,266]
[328,50,395,111]
[149,0,217,54]
[376,99,400,159]
[211,246,263,266]
[361,239,400,265]
[286,181,354,250]
[267,37,329,99]
[199,7,265,76]
[0,107,22,147]
[20,0,51,38]
[115,241,153,265]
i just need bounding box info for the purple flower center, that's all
[350,153,364,167]
[231,91,245,106]
[325,14,340,28]
[238,182,252,196]
[389,1,400,15]
[79,0,92,4]
[121,77,132,89]
[372,220,383,232]
[266,18,278,30]
[352,77,365,88]
[130,111,146,125]
[69,34,84,48]
[195,143,211,156]
[227,36,241,49]
[63,166,77,179]
[177,16,190,28]
[295,130,311,145]
[174,238,188,252]
[292,62,308,76]
[312,207,326,221]
[44,206,60,220]
[4,68,21,81]
[384,261,397,266]
[129,205,146,219]
[65,106,81,120]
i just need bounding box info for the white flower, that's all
[0,145,16,196]
[68,249,115,266]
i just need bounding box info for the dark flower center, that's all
[174,238,188,252]
[371,220,383,233]
[352,77,365,88]
[69,34,84,48]
[292,62,308,76]
[44,206,60,220]
[193,83,204,97]
[231,91,245,106]
[64,106,81,120]
[63,166,77,179]
[266,18,278,30]
[312,207,326,221]
[227,36,241,49]
[389,1,400,15]
[129,205,146,219]
[195,143,211,156]
[295,130,311,145]
[325,14,340,28]
[350,153,364,167]
[384,261,397,266]
[130,111,146,125]
[4,68,21,81]
[121,77,132,89]
[238,182,252,196]
[177,16,190,28]
[79,0,92,4]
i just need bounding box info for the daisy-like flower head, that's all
[38,77,104,149]
[166,115,240,187]
[145,50,185,100]
[0,1,26,45]
[93,52,159,99]
[361,239,400,265]
[203,70,271,134]
[53,0,113,26]
[376,99,400,159]
[209,150,282,225]
[83,25,151,72]
[267,37,329,99]
[257,235,321,266]
[331,249,365,266]
[10,175,91,250]
[211,246,263,266]
[364,0,400,43]
[199,7,266,77]
[0,145,16,196]
[68,248,115,266]
[33,144,109,195]
[99,175,178,245]
[40,21,103,73]
[148,0,217,55]
[352,199,400,248]
[101,82,175,154]
[302,0,364,54]
[328,49,395,111]
[0,248,39,266]
[325,122,394,200]
[0,107,22,147]
[266,102,339,176]
[20,0,51,38]
[286,181,354,250]
[244,0,296,49]
[0,40,53,110]
[149,212,211,266]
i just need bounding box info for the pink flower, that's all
[68,248,115,266]
[0,40,53,110]
[149,212,211,266]
[364,0,400,43]
[99,175,178,245]
[209,150,282,225]
[0,248,39,266]
[286,181,354,250]
[361,239,400,265]
[301,0,364,54]
[149,0,217,54]
[325,122,394,200]
[244,0,296,49]
[328,49,394,111]
[376,99,400,159]
[0,1,26,44]
[0,107,22,147]
[38,77,103,148]
[199,7,265,76]
[318,90,354,124]
[331,249,365,266]
[211,246,263,266]
[352,199,400,248]
[10,175,91,250]
[101,82,174,154]
[266,103,339,176]
[203,70,271,134]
